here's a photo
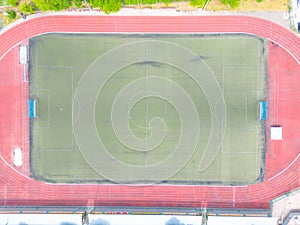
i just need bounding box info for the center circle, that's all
[73,40,226,184]
[128,92,167,131]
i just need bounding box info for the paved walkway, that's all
[237,11,290,29]
[271,189,300,224]
[75,8,292,30]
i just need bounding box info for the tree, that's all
[6,10,17,19]
[222,0,240,8]
[7,0,18,6]
[93,0,122,14]
[20,2,36,14]
[0,0,4,6]
[100,0,122,14]
[162,0,172,6]
[87,0,100,7]
[72,0,82,7]
[33,0,72,11]
[190,0,206,7]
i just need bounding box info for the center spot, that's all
[129,96,166,133]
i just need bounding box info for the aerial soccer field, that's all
[29,33,268,185]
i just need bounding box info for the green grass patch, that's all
[222,0,240,8]
[29,33,268,185]
[7,0,18,6]
[6,10,16,19]
[20,2,36,14]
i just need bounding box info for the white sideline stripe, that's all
[145,39,149,171]
[0,154,31,180]
[37,89,50,128]
[268,153,300,181]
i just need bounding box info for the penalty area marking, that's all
[35,66,75,152]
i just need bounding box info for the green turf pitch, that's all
[29,34,268,184]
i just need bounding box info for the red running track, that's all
[0,15,299,209]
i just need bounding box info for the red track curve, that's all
[0,15,299,209]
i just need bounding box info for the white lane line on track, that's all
[268,153,300,181]
[0,154,32,180]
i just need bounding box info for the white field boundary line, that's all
[46,180,250,186]
[71,66,74,153]
[39,149,73,152]
[221,38,224,158]
[268,153,300,181]
[245,91,257,131]
[256,41,262,179]
[177,36,255,41]
[255,99,259,179]
[37,89,50,129]
[245,91,248,131]
[220,42,224,155]
[145,39,149,173]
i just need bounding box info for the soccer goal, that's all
[259,101,268,120]
[28,99,38,118]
